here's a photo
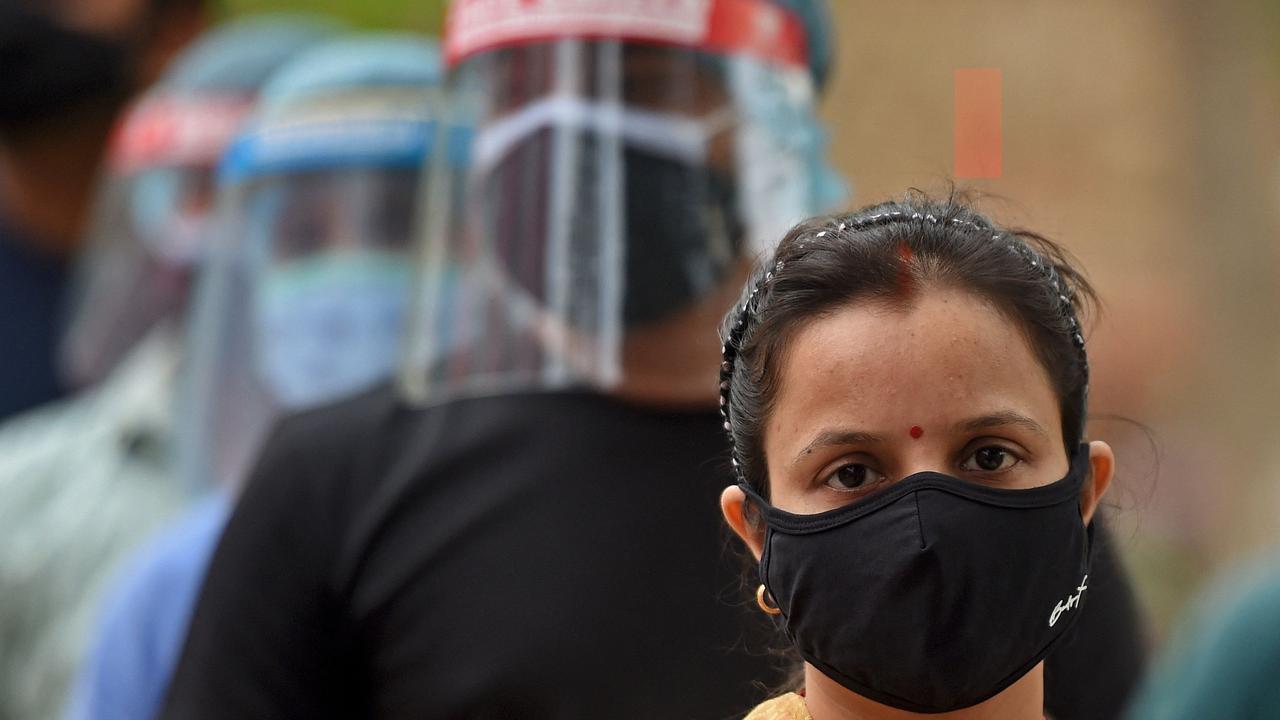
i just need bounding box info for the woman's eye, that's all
[822,464,887,493]
[961,446,1019,473]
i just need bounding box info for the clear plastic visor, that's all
[401,37,831,405]
[60,162,219,388]
[179,165,425,492]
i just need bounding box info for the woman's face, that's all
[763,286,1069,516]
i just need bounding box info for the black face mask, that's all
[742,444,1095,713]
[619,147,742,326]
[0,3,134,132]
[480,128,743,329]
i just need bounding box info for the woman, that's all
[719,193,1115,719]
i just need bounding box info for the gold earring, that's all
[756,584,782,616]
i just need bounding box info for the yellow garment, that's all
[744,692,812,720]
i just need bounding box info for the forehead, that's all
[765,287,1061,442]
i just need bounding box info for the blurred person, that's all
[161,3,1143,719]
[0,17,336,720]
[63,35,457,720]
[718,195,1112,719]
[60,14,348,390]
[164,3,839,717]
[1125,559,1280,719]
[0,0,206,419]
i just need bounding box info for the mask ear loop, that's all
[470,95,730,173]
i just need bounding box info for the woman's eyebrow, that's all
[957,411,1049,438]
[792,429,884,468]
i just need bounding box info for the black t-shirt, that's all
[162,388,787,719]
[161,386,1145,720]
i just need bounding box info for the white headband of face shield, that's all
[471,94,735,172]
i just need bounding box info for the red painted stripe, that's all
[954,68,1002,178]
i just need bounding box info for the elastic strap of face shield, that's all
[471,95,736,173]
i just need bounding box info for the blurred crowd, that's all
[0,1,1278,719]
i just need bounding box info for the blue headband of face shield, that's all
[219,116,472,184]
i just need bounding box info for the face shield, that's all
[57,16,342,389]
[58,94,252,388]
[401,0,841,404]
[180,75,464,492]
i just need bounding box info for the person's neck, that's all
[611,260,752,410]
[0,104,118,259]
[802,663,1045,720]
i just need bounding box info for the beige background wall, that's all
[821,1,1280,632]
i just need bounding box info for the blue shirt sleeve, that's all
[65,495,232,720]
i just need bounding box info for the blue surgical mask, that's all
[252,250,412,409]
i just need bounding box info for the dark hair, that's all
[719,190,1097,498]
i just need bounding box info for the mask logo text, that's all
[1049,575,1088,627]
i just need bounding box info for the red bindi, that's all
[909,425,924,439]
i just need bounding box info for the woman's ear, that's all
[1079,440,1115,525]
[721,485,766,561]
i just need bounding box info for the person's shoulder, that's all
[743,692,812,720]
[124,496,232,586]
[0,329,178,477]
[238,383,420,521]
[273,382,403,443]
[0,389,106,473]
[1127,557,1280,719]
[260,382,410,469]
